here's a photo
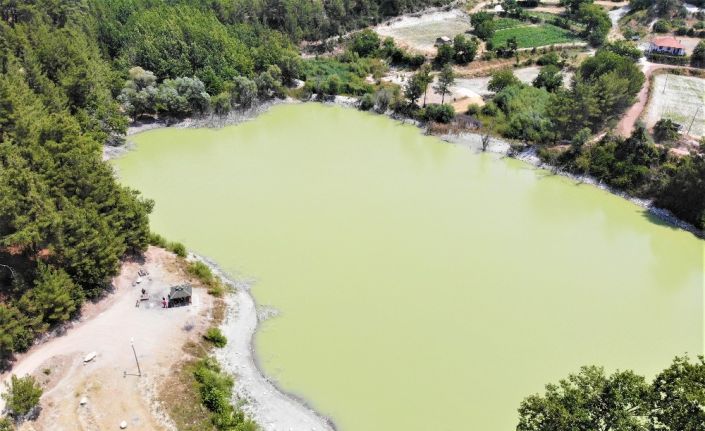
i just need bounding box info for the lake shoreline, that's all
[440,133,705,239]
[188,254,337,431]
[115,97,704,239]
[111,102,704,431]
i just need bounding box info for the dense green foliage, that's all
[517,356,705,431]
[550,50,644,137]
[560,127,705,229]
[2,375,43,418]
[692,41,705,68]
[0,417,11,431]
[197,0,451,41]
[653,118,680,142]
[422,104,455,123]
[532,65,563,92]
[0,0,153,365]
[472,12,496,40]
[193,357,256,431]
[655,154,705,230]
[204,327,228,348]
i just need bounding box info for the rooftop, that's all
[651,36,684,49]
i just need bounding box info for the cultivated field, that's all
[375,10,471,54]
[491,24,579,49]
[645,74,705,138]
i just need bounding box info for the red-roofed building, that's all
[648,36,686,56]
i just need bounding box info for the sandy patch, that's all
[1,247,212,431]
[528,6,565,13]
[375,9,471,54]
[595,0,629,8]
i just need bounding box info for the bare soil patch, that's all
[375,9,471,54]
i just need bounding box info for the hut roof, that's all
[169,284,192,299]
[651,36,684,49]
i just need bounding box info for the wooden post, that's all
[131,338,142,377]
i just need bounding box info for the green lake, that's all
[114,103,704,431]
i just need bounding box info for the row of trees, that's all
[477,45,644,144]
[199,0,452,41]
[90,1,304,95]
[117,66,281,120]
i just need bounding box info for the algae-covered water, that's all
[115,104,704,431]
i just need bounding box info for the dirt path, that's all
[1,248,212,431]
[616,61,702,137]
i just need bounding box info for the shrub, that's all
[482,101,499,116]
[204,328,228,348]
[193,357,233,413]
[602,40,642,62]
[692,41,705,67]
[148,232,168,248]
[20,264,84,329]
[0,418,12,431]
[206,280,226,297]
[423,104,455,123]
[537,52,562,66]
[187,261,214,285]
[168,242,187,258]
[350,29,380,57]
[488,69,521,92]
[467,104,481,115]
[2,375,42,418]
[653,118,680,142]
[359,93,374,111]
[653,19,669,33]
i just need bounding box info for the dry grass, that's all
[645,73,705,138]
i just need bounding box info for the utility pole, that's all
[124,337,142,378]
[131,338,141,377]
[662,74,668,94]
[686,106,701,135]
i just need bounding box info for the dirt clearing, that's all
[1,247,213,431]
[375,9,471,54]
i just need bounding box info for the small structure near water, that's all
[168,284,192,308]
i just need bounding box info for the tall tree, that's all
[434,64,455,104]
[517,366,651,431]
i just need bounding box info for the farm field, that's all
[645,74,705,138]
[495,17,526,30]
[491,24,580,49]
[375,10,471,54]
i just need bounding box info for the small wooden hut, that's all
[168,284,192,308]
